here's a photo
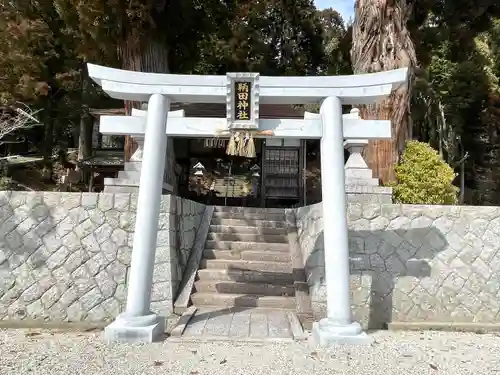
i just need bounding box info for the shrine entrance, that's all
[174,137,263,207]
[174,137,305,208]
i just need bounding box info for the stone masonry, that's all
[294,202,500,329]
[3,190,500,329]
[0,192,205,323]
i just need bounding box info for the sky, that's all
[314,0,354,22]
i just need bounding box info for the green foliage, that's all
[0,175,12,190]
[392,141,459,205]
[410,6,500,205]
[0,2,56,103]
[0,0,119,163]
[0,164,11,190]
[192,0,325,75]
[316,8,351,75]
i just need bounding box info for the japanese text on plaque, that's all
[234,81,252,121]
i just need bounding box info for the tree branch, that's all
[0,103,43,142]
[452,151,470,167]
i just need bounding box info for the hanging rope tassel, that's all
[236,131,245,156]
[226,133,237,155]
[245,133,256,158]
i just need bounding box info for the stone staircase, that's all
[104,161,173,194]
[191,206,296,310]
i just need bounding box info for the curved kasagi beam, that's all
[87,63,408,105]
[131,108,185,118]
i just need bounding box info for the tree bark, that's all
[350,0,417,183]
[77,113,93,161]
[78,69,93,167]
[118,37,170,161]
[42,93,54,181]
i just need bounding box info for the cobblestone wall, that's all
[0,192,205,323]
[295,202,500,328]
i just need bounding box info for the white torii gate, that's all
[87,63,408,346]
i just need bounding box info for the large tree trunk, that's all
[77,69,93,167]
[77,113,93,163]
[41,92,55,181]
[350,0,417,183]
[118,38,170,160]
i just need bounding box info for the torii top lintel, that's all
[87,63,408,106]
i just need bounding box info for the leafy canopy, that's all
[392,141,459,205]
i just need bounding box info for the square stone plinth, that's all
[311,321,372,347]
[104,315,165,343]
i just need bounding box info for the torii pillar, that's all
[313,96,371,345]
[104,94,170,342]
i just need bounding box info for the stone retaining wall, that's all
[294,202,500,328]
[0,192,205,323]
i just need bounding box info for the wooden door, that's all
[261,145,301,207]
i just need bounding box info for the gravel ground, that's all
[1,329,499,375]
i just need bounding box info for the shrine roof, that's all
[80,149,124,167]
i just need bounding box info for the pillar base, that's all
[311,318,372,347]
[103,313,165,343]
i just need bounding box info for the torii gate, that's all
[87,64,408,346]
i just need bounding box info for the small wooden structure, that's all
[79,149,124,192]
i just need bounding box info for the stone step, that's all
[206,232,288,243]
[104,177,139,186]
[124,162,142,172]
[203,249,291,263]
[191,292,296,310]
[197,269,294,284]
[209,225,285,236]
[103,185,139,193]
[118,170,140,179]
[213,206,286,215]
[212,211,285,221]
[345,177,380,186]
[205,240,289,252]
[105,177,172,191]
[344,168,376,182]
[210,217,286,229]
[194,280,295,296]
[200,259,291,273]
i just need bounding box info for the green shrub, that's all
[0,176,12,190]
[0,164,11,190]
[391,141,459,205]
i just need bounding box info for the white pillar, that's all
[126,95,169,316]
[104,94,170,343]
[312,96,370,346]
